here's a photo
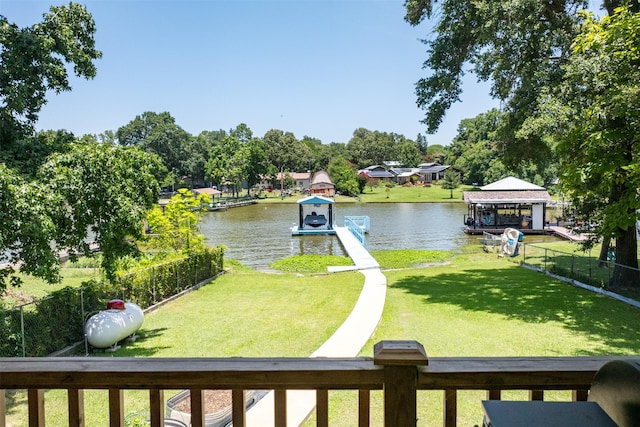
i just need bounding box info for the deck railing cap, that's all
[374,340,428,366]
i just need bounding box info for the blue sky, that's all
[2,1,600,146]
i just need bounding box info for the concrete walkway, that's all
[244,227,387,426]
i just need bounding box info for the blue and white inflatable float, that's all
[500,227,524,257]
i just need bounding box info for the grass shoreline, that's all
[5,247,640,426]
[254,183,473,204]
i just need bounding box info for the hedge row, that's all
[0,246,224,357]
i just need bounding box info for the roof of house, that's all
[276,172,311,180]
[362,170,395,178]
[481,176,545,191]
[421,165,450,173]
[311,170,333,185]
[396,170,422,178]
[363,165,387,171]
[418,162,439,168]
[389,167,419,174]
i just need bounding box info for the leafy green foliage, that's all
[270,254,352,273]
[146,189,207,253]
[0,5,164,291]
[39,142,164,281]
[0,163,62,286]
[263,129,313,173]
[0,130,75,178]
[525,7,640,286]
[346,128,413,169]
[115,111,190,180]
[0,247,224,357]
[328,156,359,196]
[0,3,101,140]
[440,170,461,199]
[404,0,586,167]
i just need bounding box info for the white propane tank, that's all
[85,300,144,349]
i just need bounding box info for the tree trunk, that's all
[610,226,640,289]
[598,236,610,268]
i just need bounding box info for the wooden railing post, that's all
[68,388,85,427]
[27,389,45,427]
[1,389,5,427]
[108,389,124,427]
[374,340,428,427]
[190,388,205,427]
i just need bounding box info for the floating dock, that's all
[547,225,589,242]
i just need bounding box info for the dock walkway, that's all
[244,226,386,426]
[332,226,379,270]
[547,225,589,242]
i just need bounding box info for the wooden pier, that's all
[547,225,589,242]
[223,198,257,209]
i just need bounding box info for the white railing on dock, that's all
[345,215,370,232]
[344,216,369,244]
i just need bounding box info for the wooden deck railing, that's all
[2,340,638,427]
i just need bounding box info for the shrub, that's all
[0,246,224,356]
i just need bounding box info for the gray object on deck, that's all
[588,359,640,427]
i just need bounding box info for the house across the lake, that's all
[257,172,311,192]
[310,170,335,197]
[463,176,552,235]
[358,163,454,185]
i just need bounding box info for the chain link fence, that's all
[520,243,640,295]
[0,247,224,357]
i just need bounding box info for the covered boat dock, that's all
[463,177,552,235]
[291,195,336,236]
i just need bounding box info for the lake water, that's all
[199,203,477,269]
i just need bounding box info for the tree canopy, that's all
[0,4,165,290]
[524,6,640,287]
[404,0,589,167]
[0,3,101,142]
[406,0,640,287]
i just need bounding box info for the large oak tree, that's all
[406,0,640,287]
[0,4,163,289]
[524,6,640,288]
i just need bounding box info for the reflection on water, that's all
[199,203,474,269]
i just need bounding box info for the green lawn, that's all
[306,249,640,426]
[5,263,366,426]
[255,183,473,204]
[1,264,100,307]
[358,183,471,203]
[5,248,640,426]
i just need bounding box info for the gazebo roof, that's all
[464,191,552,204]
[481,176,545,191]
[192,187,223,196]
[297,195,334,205]
[464,177,550,204]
